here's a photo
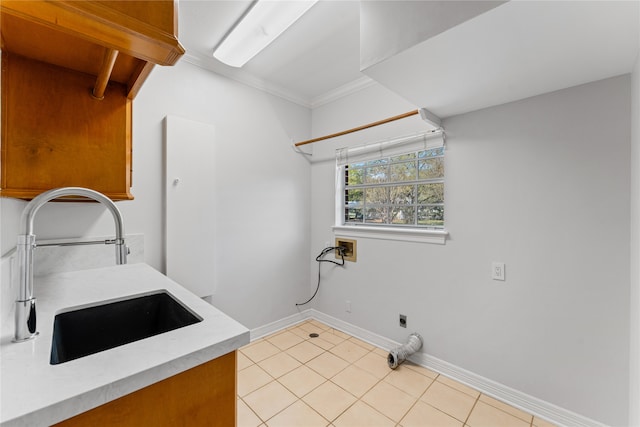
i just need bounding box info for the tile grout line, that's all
[478,393,536,425]
[273,326,355,423]
[319,322,421,424]
[277,336,372,425]
[252,321,408,425]
[287,326,394,425]
[358,348,433,424]
[305,337,377,423]
[392,369,436,425]
[463,392,482,426]
[418,376,480,426]
[240,321,326,425]
[411,372,481,426]
[238,395,264,427]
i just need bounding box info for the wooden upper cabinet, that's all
[1,0,184,201]
[1,0,184,95]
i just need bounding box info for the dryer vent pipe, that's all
[387,333,423,369]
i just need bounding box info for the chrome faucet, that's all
[13,187,128,342]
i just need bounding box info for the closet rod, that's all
[294,110,419,147]
[92,48,119,100]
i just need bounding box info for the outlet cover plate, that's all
[492,262,505,281]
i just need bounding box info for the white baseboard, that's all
[409,352,606,427]
[250,309,606,427]
[250,310,313,341]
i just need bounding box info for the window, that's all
[334,131,447,243]
[343,146,444,227]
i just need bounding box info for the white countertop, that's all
[0,263,250,426]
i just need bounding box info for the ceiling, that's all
[365,0,640,118]
[178,1,640,114]
[178,0,366,108]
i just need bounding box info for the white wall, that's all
[310,75,631,425]
[0,60,313,330]
[630,50,640,427]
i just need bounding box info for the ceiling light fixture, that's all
[213,0,319,68]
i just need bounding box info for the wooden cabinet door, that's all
[54,351,237,427]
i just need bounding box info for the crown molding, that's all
[310,76,376,109]
[180,51,376,110]
[181,51,311,107]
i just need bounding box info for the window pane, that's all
[418,183,444,204]
[391,207,415,224]
[418,147,444,158]
[365,206,389,224]
[389,185,414,204]
[367,158,388,166]
[418,157,444,179]
[345,208,363,223]
[345,189,363,205]
[365,187,389,205]
[346,167,364,186]
[390,153,415,162]
[390,161,416,182]
[418,206,444,227]
[365,165,388,183]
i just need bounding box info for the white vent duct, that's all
[387,333,423,369]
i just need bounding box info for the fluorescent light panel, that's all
[214,0,319,68]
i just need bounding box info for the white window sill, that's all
[332,225,448,244]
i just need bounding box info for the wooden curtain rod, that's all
[294,110,420,147]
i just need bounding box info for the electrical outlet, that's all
[492,262,505,281]
[399,314,407,328]
[346,300,351,313]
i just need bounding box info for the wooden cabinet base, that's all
[54,351,237,427]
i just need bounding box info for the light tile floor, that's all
[237,320,557,427]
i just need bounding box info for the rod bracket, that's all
[418,108,442,130]
[292,142,312,156]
